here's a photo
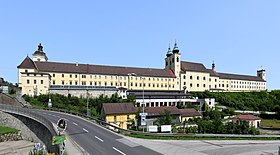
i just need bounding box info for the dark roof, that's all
[234,114,260,120]
[144,106,181,116]
[179,108,202,117]
[181,61,208,73]
[217,72,265,82]
[17,56,37,69]
[33,61,176,78]
[102,103,137,115]
[206,69,219,77]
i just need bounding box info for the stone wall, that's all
[49,89,117,98]
[0,93,22,107]
[0,133,22,142]
[0,111,58,153]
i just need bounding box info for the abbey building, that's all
[17,43,266,96]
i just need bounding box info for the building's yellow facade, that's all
[17,43,266,96]
[105,114,136,130]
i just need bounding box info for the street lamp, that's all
[127,73,146,132]
[141,77,145,132]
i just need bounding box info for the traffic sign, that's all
[139,113,148,116]
[141,115,146,126]
[52,134,66,145]
[57,118,67,132]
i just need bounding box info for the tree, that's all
[155,109,172,125]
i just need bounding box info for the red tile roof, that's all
[181,61,208,73]
[144,106,181,116]
[217,72,265,82]
[102,103,137,115]
[18,60,176,78]
[179,108,202,117]
[234,114,260,121]
[17,56,37,69]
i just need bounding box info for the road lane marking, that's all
[73,122,78,126]
[94,136,104,142]
[83,128,89,133]
[113,147,126,155]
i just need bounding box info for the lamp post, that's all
[128,73,146,132]
[141,77,145,132]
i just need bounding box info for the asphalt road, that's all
[35,109,161,155]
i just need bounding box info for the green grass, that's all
[0,126,19,135]
[126,134,280,140]
[261,119,280,128]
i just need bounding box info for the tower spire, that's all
[166,44,172,57]
[212,61,216,71]
[172,40,179,54]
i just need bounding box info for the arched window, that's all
[177,57,179,62]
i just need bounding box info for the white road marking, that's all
[95,136,104,142]
[83,128,89,133]
[113,147,126,155]
[73,122,78,126]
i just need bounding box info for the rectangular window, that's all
[62,80,65,85]
[62,74,64,78]
[197,76,199,80]
[41,80,43,84]
[190,76,193,80]
[53,74,55,77]
[34,74,36,76]
[34,80,37,84]
[75,74,78,78]
[27,79,30,84]
[70,74,72,78]
[197,84,199,87]
[82,75,86,78]
[75,81,78,85]
[124,82,126,86]
[190,83,193,87]
[70,81,72,85]
[41,74,43,77]
[114,116,117,123]
[203,77,206,80]
[203,84,206,87]
[53,80,55,85]
[90,81,92,85]
[82,81,86,85]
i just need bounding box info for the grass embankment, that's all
[261,119,280,128]
[126,134,280,140]
[0,126,19,135]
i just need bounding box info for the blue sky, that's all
[0,1,279,89]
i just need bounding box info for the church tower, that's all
[32,43,48,62]
[257,68,266,81]
[165,45,172,70]
[165,41,181,77]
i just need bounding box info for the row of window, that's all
[26,73,44,77]
[231,81,265,85]
[182,75,219,82]
[27,79,44,85]
[52,73,175,82]
[55,80,175,88]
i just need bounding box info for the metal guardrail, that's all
[29,106,280,139]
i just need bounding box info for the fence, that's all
[29,105,280,139]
